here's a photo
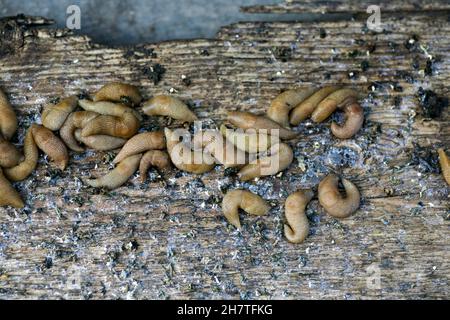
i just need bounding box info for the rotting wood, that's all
[0,11,448,299]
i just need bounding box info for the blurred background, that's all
[0,0,291,45]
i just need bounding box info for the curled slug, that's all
[41,96,78,131]
[267,88,317,128]
[164,128,215,174]
[220,124,273,154]
[86,154,142,189]
[438,148,450,185]
[318,174,360,218]
[78,100,140,138]
[311,88,358,123]
[284,189,314,244]
[0,87,18,140]
[93,82,142,105]
[290,86,341,125]
[227,111,297,140]
[238,143,293,181]
[31,124,69,170]
[113,131,165,164]
[222,189,270,229]
[60,111,100,152]
[4,128,38,181]
[193,129,248,168]
[0,136,23,168]
[330,103,364,139]
[74,130,126,151]
[0,168,24,208]
[142,95,197,122]
[139,150,171,182]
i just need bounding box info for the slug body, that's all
[311,88,358,123]
[284,189,314,244]
[142,95,197,122]
[330,103,364,139]
[238,143,293,181]
[290,86,341,125]
[60,111,100,152]
[318,174,360,218]
[86,154,141,189]
[220,124,273,154]
[222,189,270,229]
[41,96,78,131]
[93,82,142,105]
[0,136,23,168]
[227,111,297,140]
[438,148,450,185]
[164,128,215,174]
[74,130,126,151]
[0,168,24,208]
[78,100,140,138]
[31,124,69,170]
[139,150,171,182]
[0,87,18,140]
[4,128,38,181]
[193,130,248,168]
[113,131,166,164]
[267,88,317,128]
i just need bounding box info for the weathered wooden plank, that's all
[0,13,449,299]
[242,0,450,14]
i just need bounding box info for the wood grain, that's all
[0,11,448,300]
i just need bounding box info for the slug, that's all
[31,124,69,170]
[0,168,24,208]
[238,143,293,181]
[93,82,142,105]
[227,111,297,140]
[220,124,273,154]
[318,174,360,218]
[438,148,450,185]
[164,128,215,174]
[112,131,166,164]
[139,150,171,183]
[222,189,270,229]
[74,130,126,151]
[85,154,142,189]
[0,87,18,140]
[41,96,78,131]
[311,88,359,123]
[60,111,100,152]
[4,128,38,181]
[0,136,23,168]
[284,189,314,244]
[142,95,197,122]
[330,103,364,139]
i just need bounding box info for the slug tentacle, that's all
[4,128,38,181]
[318,174,360,218]
[238,142,293,181]
[142,95,197,122]
[113,131,166,164]
[330,103,364,139]
[284,189,314,244]
[222,189,270,229]
[438,148,450,185]
[290,86,341,125]
[74,130,126,151]
[193,130,248,168]
[0,87,18,140]
[31,124,69,170]
[60,111,100,152]
[0,136,23,168]
[139,150,171,182]
[311,88,358,123]
[220,124,273,154]
[164,128,215,174]
[227,111,297,140]
[0,168,24,208]
[86,154,142,189]
[93,82,142,105]
[41,96,78,131]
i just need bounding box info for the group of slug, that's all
[0,82,448,245]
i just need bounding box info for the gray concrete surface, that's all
[0,0,291,45]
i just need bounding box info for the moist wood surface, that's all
[0,10,449,299]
